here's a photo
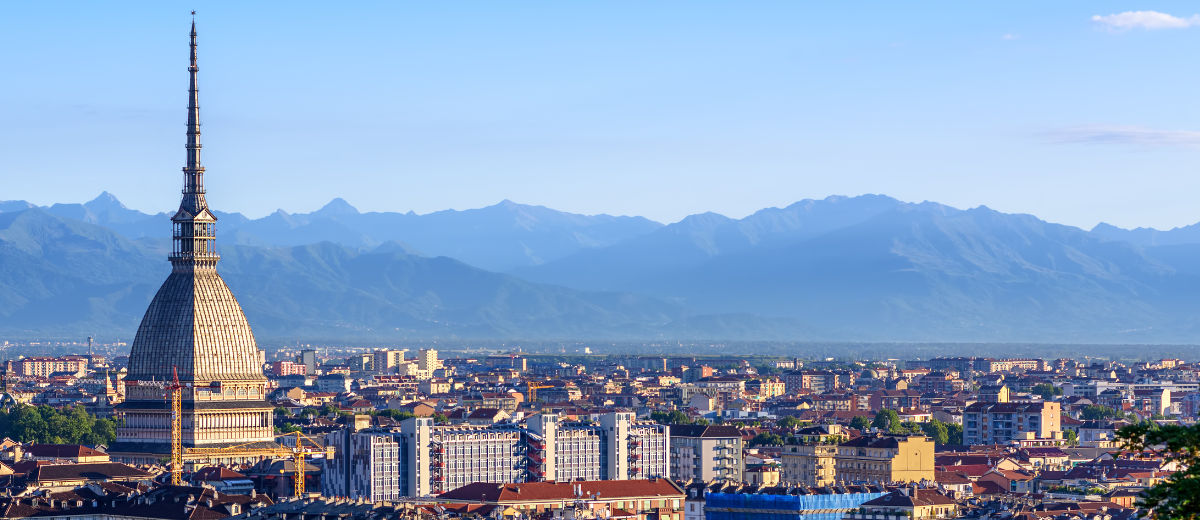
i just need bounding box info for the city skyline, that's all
[5,3,1200,229]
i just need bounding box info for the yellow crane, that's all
[526,382,553,403]
[185,431,334,497]
[132,366,333,496]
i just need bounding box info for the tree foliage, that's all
[749,432,784,447]
[849,416,872,431]
[1117,422,1200,518]
[872,409,902,433]
[919,420,949,446]
[651,410,694,425]
[0,405,117,446]
[777,416,808,430]
[1031,383,1062,400]
[1080,405,1124,421]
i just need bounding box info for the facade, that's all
[962,401,1061,445]
[705,485,888,520]
[269,361,307,377]
[436,479,685,520]
[834,435,935,484]
[323,412,669,499]
[7,356,89,378]
[112,20,274,464]
[669,425,744,484]
[372,349,408,374]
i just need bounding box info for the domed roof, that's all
[127,270,265,383]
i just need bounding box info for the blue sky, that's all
[3,2,1200,229]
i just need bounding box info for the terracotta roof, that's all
[33,462,151,482]
[863,489,955,508]
[670,425,742,438]
[25,444,106,459]
[439,478,684,503]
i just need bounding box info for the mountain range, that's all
[6,192,1200,343]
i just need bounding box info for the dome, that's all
[126,269,265,383]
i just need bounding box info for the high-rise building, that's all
[111,20,273,464]
[669,425,744,484]
[372,349,408,374]
[299,350,318,375]
[962,401,1061,445]
[417,349,440,372]
[322,412,669,499]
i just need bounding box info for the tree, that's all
[1031,383,1062,400]
[849,416,872,431]
[919,420,950,446]
[872,409,902,433]
[777,416,807,429]
[9,406,48,444]
[1064,429,1078,447]
[946,423,963,445]
[374,409,415,421]
[1080,405,1123,421]
[749,432,784,447]
[651,410,692,425]
[1118,422,1200,517]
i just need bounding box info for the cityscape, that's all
[6,4,1200,520]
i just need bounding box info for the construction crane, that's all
[185,431,334,497]
[526,382,552,403]
[131,367,333,496]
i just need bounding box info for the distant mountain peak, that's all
[85,191,126,209]
[315,198,359,216]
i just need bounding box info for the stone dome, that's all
[126,269,265,383]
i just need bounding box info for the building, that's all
[436,479,685,520]
[372,349,408,374]
[834,434,935,484]
[299,350,318,375]
[848,488,959,520]
[962,401,1061,445]
[669,424,743,484]
[7,356,89,378]
[781,425,846,486]
[705,484,888,520]
[322,412,669,499]
[112,21,274,464]
[417,349,440,372]
[269,361,307,377]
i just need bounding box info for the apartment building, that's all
[324,412,670,499]
[669,425,743,484]
[962,401,1061,445]
[372,349,408,374]
[834,434,935,484]
[8,356,89,378]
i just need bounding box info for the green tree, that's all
[1064,429,1078,447]
[651,410,692,425]
[849,416,872,431]
[749,432,784,447]
[1080,405,1123,421]
[946,423,963,445]
[9,406,48,443]
[919,420,950,446]
[1118,422,1200,517]
[872,409,902,433]
[374,409,416,421]
[777,416,807,429]
[1031,383,1062,400]
[83,418,117,446]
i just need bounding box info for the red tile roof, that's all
[439,478,683,503]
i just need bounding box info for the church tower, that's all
[111,18,275,463]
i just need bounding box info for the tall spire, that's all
[170,14,218,272]
[183,13,205,213]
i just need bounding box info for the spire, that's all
[183,13,205,213]
[170,14,219,272]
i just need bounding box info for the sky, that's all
[3,2,1200,229]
